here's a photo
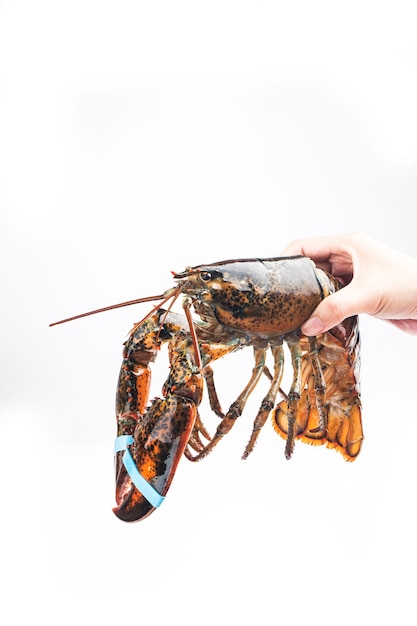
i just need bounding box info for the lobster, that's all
[50,256,363,523]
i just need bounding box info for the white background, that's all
[1,1,417,624]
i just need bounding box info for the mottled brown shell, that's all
[175,256,337,338]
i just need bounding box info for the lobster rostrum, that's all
[51,256,363,523]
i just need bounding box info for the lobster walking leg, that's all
[306,335,327,433]
[242,343,285,459]
[284,338,303,460]
[187,345,268,461]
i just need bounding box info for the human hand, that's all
[281,232,417,336]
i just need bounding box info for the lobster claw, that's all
[113,392,200,522]
[113,435,165,521]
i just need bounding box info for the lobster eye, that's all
[200,271,212,282]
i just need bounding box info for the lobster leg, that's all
[183,409,212,458]
[186,345,268,461]
[284,338,303,460]
[201,364,225,419]
[242,343,285,459]
[179,336,248,460]
[306,335,327,434]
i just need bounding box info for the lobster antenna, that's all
[129,286,183,332]
[49,293,170,327]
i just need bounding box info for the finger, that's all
[300,284,363,335]
[280,235,346,260]
[389,319,417,336]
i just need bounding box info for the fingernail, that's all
[301,316,324,336]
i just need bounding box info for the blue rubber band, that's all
[122,449,165,508]
[114,435,165,509]
[114,434,134,452]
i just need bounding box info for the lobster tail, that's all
[272,316,363,461]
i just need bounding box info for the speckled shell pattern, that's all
[176,256,337,338]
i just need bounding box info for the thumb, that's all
[301,285,361,336]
